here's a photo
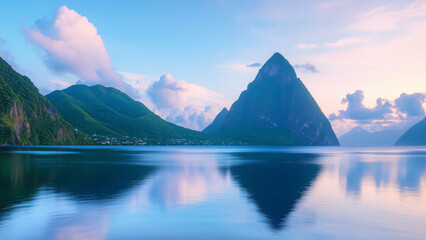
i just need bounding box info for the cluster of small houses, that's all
[91,134,147,145]
[91,134,214,145]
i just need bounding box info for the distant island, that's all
[3,52,423,146]
[339,127,405,147]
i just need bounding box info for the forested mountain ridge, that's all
[0,57,91,145]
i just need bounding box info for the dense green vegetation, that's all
[0,57,92,145]
[46,84,209,143]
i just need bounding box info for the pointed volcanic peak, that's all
[216,52,339,146]
[395,117,426,146]
[202,107,228,134]
[0,57,91,145]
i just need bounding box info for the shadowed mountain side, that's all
[209,53,339,146]
[202,108,228,134]
[0,147,156,220]
[230,152,321,230]
[395,117,426,146]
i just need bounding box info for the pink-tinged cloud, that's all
[148,74,229,130]
[347,0,426,33]
[325,36,370,48]
[24,6,138,97]
[329,90,426,136]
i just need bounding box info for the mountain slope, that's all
[202,107,228,134]
[0,57,91,145]
[46,84,204,142]
[339,126,405,147]
[212,52,339,146]
[395,117,426,146]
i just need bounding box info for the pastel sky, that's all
[0,0,425,135]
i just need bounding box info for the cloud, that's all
[50,79,72,89]
[325,36,370,47]
[296,43,318,50]
[24,6,138,97]
[318,0,352,10]
[119,71,153,92]
[296,37,370,51]
[147,74,229,130]
[245,63,262,68]
[329,90,393,121]
[395,92,426,117]
[223,63,263,74]
[347,1,426,33]
[0,38,13,62]
[330,91,426,135]
[294,63,318,73]
[0,38,20,72]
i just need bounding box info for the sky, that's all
[0,0,425,135]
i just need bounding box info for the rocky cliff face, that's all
[0,57,91,145]
[210,52,339,146]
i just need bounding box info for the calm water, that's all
[0,146,425,240]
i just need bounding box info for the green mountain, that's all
[0,57,91,145]
[395,117,426,146]
[46,84,205,143]
[204,52,339,146]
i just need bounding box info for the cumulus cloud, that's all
[294,63,318,73]
[330,90,426,135]
[395,92,426,116]
[329,90,393,121]
[148,74,229,130]
[24,6,138,97]
[245,63,262,68]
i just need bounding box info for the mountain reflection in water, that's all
[230,152,320,230]
[0,146,425,240]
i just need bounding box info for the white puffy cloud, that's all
[24,6,138,97]
[148,74,229,130]
[329,90,426,136]
[395,92,426,117]
[329,90,393,121]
